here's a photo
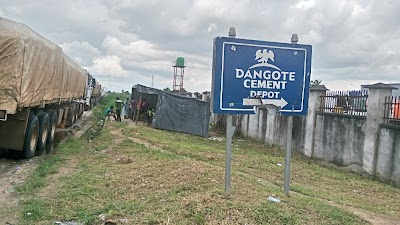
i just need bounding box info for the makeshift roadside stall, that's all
[131,84,161,124]
[131,84,210,137]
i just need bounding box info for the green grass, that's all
[12,94,400,224]
[16,123,368,224]
[15,154,62,194]
[125,125,400,215]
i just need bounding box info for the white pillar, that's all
[304,85,327,157]
[362,83,396,175]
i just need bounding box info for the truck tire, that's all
[66,107,74,127]
[80,103,84,117]
[78,103,83,118]
[21,111,39,159]
[73,105,78,123]
[36,111,50,151]
[47,110,57,144]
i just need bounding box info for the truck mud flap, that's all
[0,108,29,150]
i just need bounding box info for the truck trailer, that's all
[0,17,100,158]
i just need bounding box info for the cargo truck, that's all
[0,17,101,158]
[85,72,102,110]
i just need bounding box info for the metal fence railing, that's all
[384,96,400,126]
[319,90,368,116]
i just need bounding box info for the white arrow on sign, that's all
[243,98,288,108]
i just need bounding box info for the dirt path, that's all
[0,111,93,225]
[327,201,400,225]
[0,157,41,224]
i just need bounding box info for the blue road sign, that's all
[211,37,312,115]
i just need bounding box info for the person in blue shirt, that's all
[105,106,116,121]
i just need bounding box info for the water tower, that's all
[172,57,187,93]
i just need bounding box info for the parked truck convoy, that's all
[0,17,102,158]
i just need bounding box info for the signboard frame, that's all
[211,37,312,115]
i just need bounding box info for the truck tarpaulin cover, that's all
[93,83,101,97]
[153,91,210,137]
[0,17,86,113]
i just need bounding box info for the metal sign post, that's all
[224,27,237,197]
[283,116,293,195]
[284,34,299,195]
[224,114,234,196]
[284,110,294,195]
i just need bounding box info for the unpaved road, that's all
[0,111,92,225]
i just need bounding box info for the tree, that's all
[180,88,187,94]
[310,79,323,87]
[163,87,171,92]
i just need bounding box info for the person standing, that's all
[141,98,149,121]
[146,107,155,125]
[122,97,129,119]
[115,97,125,122]
[130,98,136,120]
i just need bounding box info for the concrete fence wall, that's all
[240,110,307,155]
[376,126,400,186]
[233,83,400,187]
[313,114,365,172]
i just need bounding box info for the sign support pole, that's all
[284,34,299,195]
[224,27,237,197]
[225,114,234,196]
[284,114,293,195]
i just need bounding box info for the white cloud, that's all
[61,41,101,66]
[4,6,21,15]
[88,55,128,78]
[302,30,322,45]
[294,0,318,9]
[207,23,217,33]
[100,35,211,74]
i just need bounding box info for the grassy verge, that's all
[15,155,62,194]
[125,126,400,215]
[15,95,400,224]
[18,124,369,224]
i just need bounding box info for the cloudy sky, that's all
[1,0,399,92]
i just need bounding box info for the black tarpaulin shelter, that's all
[131,84,161,110]
[131,84,210,137]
